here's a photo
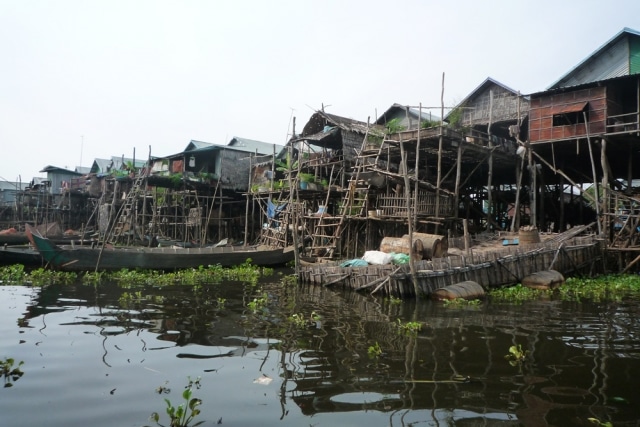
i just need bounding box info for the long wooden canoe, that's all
[28,228,295,271]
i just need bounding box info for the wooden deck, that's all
[298,234,604,298]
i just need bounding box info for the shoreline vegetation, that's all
[2,262,640,303]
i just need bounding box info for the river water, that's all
[1,270,639,427]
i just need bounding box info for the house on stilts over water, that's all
[255,29,640,297]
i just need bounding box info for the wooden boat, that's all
[27,228,295,272]
[0,244,44,267]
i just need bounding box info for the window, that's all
[552,102,588,126]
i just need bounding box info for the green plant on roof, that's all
[385,118,405,134]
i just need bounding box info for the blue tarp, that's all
[267,199,288,219]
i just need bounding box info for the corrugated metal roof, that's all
[548,27,640,89]
[227,136,284,154]
[550,102,588,115]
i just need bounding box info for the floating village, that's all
[3,28,640,298]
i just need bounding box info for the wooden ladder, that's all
[109,171,148,244]
[310,126,383,260]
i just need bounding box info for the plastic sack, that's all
[362,250,393,265]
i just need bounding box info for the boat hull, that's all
[30,233,295,271]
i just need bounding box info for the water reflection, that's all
[3,277,640,426]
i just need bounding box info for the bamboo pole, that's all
[528,140,536,227]
[400,136,419,296]
[486,90,494,229]
[435,72,445,233]
[413,103,421,230]
[243,152,252,247]
[584,111,601,235]
[511,155,525,232]
[454,140,463,219]
[600,137,610,240]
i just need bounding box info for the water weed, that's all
[504,344,528,366]
[28,268,77,286]
[396,320,423,335]
[0,265,26,284]
[146,377,204,427]
[1,357,24,387]
[368,342,383,358]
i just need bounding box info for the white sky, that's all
[1,0,639,182]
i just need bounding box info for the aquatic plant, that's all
[1,357,24,387]
[396,320,423,335]
[504,344,528,366]
[442,298,481,307]
[81,270,105,286]
[0,264,26,284]
[247,291,269,313]
[288,313,308,328]
[488,284,552,303]
[28,268,77,286]
[368,342,383,358]
[388,296,402,305]
[215,297,226,309]
[587,417,612,427]
[280,274,297,286]
[559,274,640,302]
[147,377,204,427]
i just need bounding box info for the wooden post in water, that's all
[400,136,418,296]
[600,137,610,240]
[487,91,495,230]
[435,72,445,234]
[584,111,601,235]
[414,103,422,230]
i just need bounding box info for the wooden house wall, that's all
[462,85,528,126]
[47,172,81,195]
[529,86,607,143]
[342,131,366,163]
[220,149,251,191]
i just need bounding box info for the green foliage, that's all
[169,173,184,188]
[0,264,26,284]
[504,344,528,366]
[388,295,402,305]
[367,342,383,358]
[28,268,77,286]
[587,419,613,427]
[275,153,298,172]
[88,260,269,289]
[288,313,308,328]
[280,274,298,286]
[489,274,640,303]
[1,357,24,387]
[396,319,423,335]
[558,274,640,302]
[488,284,552,303]
[247,291,269,313]
[442,298,481,307]
[385,118,405,134]
[147,377,204,427]
[447,106,464,129]
[299,173,315,183]
[81,271,105,286]
[420,119,440,129]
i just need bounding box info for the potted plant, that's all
[299,173,314,190]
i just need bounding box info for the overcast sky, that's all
[1,0,639,182]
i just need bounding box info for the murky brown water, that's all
[1,270,639,426]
